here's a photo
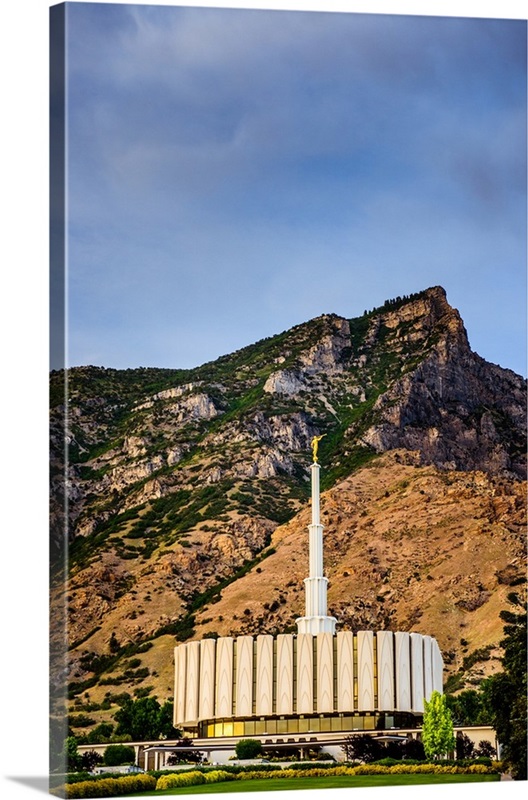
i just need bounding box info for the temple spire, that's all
[296,441,337,635]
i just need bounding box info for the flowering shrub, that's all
[467,764,495,774]
[236,769,290,780]
[351,765,391,775]
[62,774,156,798]
[155,770,205,790]
[203,770,236,783]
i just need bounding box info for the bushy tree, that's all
[446,689,483,726]
[86,722,114,743]
[80,750,103,772]
[474,740,496,759]
[113,696,180,741]
[341,734,385,763]
[422,690,456,760]
[402,738,425,760]
[234,739,263,759]
[103,743,136,766]
[455,732,474,760]
[167,737,204,765]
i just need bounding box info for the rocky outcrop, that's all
[264,316,351,395]
[298,315,350,374]
[359,294,526,477]
[263,369,305,396]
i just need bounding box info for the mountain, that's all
[50,286,526,734]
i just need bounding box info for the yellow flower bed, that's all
[203,770,236,783]
[233,763,497,781]
[155,770,206,790]
[63,774,156,798]
[236,769,293,780]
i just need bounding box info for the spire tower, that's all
[296,443,337,635]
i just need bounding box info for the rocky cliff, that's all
[49,286,526,734]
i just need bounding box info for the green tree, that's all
[422,690,456,760]
[474,675,497,724]
[158,700,178,738]
[234,739,263,759]
[64,736,83,773]
[487,593,527,780]
[103,743,136,766]
[446,689,482,726]
[113,696,180,741]
[86,722,114,743]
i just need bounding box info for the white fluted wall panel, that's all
[276,634,294,714]
[377,631,394,711]
[423,635,433,701]
[185,641,201,723]
[175,644,187,725]
[317,632,334,713]
[357,631,375,711]
[173,646,181,727]
[296,634,314,714]
[215,637,233,718]
[432,638,443,694]
[198,638,215,720]
[256,635,273,716]
[336,631,354,712]
[236,636,254,717]
[394,632,412,712]
[410,633,424,713]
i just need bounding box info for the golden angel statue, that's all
[310,434,326,463]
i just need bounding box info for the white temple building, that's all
[173,451,443,751]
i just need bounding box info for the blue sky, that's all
[61,2,527,375]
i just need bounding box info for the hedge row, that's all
[55,762,500,797]
[217,764,498,782]
[288,761,341,771]
[350,763,495,776]
[148,762,278,779]
[56,774,156,798]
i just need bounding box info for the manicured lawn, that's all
[140,773,500,795]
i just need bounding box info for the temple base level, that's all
[296,615,337,634]
[174,630,444,729]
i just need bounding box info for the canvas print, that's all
[49,2,527,797]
